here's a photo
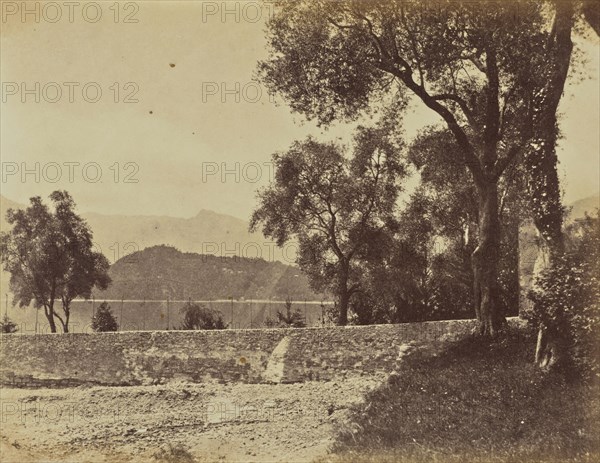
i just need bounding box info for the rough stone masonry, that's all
[0,319,524,388]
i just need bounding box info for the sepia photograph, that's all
[0,1,599,462]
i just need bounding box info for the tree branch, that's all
[432,93,476,127]
[384,62,484,185]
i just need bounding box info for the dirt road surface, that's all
[0,373,387,462]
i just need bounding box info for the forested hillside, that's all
[95,245,322,301]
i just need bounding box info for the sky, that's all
[1,0,599,221]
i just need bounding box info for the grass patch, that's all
[326,328,599,463]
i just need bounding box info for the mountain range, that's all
[1,193,597,307]
[0,195,294,265]
[0,194,305,305]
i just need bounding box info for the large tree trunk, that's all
[533,243,566,370]
[338,288,350,326]
[472,180,506,336]
[527,0,573,369]
[529,179,565,369]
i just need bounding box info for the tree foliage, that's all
[179,302,227,330]
[348,125,526,324]
[0,314,18,333]
[266,297,306,328]
[0,191,111,333]
[258,0,575,335]
[92,302,119,332]
[527,213,600,377]
[251,127,405,325]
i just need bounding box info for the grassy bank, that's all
[326,328,600,463]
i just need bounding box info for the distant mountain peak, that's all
[0,194,275,263]
[568,194,599,221]
[192,208,247,222]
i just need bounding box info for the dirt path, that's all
[0,374,386,462]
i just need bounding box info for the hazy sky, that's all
[1,1,598,221]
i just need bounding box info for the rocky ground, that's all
[0,373,387,463]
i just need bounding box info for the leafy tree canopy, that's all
[0,191,111,333]
[251,126,406,324]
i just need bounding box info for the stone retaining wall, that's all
[0,318,524,387]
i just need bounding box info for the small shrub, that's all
[152,443,195,463]
[0,313,18,333]
[277,297,306,328]
[180,302,226,330]
[264,298,306,328]
[263,297,305,328]
[92,302,118,332]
